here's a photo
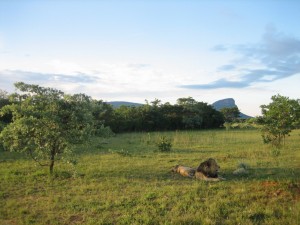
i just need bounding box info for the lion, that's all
[195,158,226,181]
[171,165,196,178]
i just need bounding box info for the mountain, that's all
[107,101,143,108]
[212,98,252,119]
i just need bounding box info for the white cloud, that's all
[0,61,183,102]
[182,27,300,90]
[47,60,87,75]
[0,62,282,117]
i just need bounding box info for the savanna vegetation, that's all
[0,83,299,224]
[257,94,300,147]
[1,130,299,224]
[108,97,224,132]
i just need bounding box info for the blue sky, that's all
[0,0,300,116]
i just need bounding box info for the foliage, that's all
[220,106,240,123]
[0,82,95,174]
[176,96,197,106]
[108,97,224,132]
[180,98,224,129]
[0,89,11,125]
[223,118,261,130]
[95,124,114,138]
[156,135,172,152]
[257,94,300,147]
[91,99,115,136]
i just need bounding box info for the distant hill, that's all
[212,98,252,119]
[107,101,143,108]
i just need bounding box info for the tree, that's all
[105,97,224,132]
[258,94,300,147]
[0,82,95,174]
[220,106,240,123]
[91,100,114,136]
[177,97,197,106]
[160,103,183,130]
[177,98,224,129]
[0,89,11,125]
[0,89,10,151]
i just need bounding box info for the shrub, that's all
[156,136,172,152]
[96,124,115,138]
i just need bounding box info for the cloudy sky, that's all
[0,0,300,116]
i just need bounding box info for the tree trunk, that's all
[49,159,54,175]
[49,151,55,175]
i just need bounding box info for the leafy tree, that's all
[0,89,10,151]
[91,100,114,136]
[200,103,224,129]
[220,106,240,123]
[178,98,224,129]
[0,82,95,174]
[177,97,197,106]
[257,94,300,146]
[160,103,183,130]
[0,89,9,103]
[150,98,162,107]
[106,97,224,132]
[0,89,11,125]
[109,105,139,132]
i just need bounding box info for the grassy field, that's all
[0,129,299,224]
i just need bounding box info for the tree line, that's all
[107,97,225,132]
[0,87,226,134]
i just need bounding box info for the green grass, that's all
[1,129,299,224]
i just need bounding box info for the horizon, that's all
[1,0,300,117]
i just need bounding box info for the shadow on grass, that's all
[86,168,172,182]
[223,167,300,182]
[172,149,220,154]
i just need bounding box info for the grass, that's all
[0,129,299,224]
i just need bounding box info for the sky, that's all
[0,0,300,116]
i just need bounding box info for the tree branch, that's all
[28,149,49,167]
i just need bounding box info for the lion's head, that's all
[196,158,220,178]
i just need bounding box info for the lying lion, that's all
[195,158,226,181]
[172,158,225,181]
[171,165,196,178]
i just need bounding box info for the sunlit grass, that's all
[1,129,299,224]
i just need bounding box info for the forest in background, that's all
[1,88,233,134]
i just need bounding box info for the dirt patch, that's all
[260,181,300,201]
[69,214,84,224]
[261,181,279,188]
[0,220,18,225]
[259,181,291,200]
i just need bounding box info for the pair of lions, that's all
[172,158,225,181]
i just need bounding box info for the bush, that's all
[156,136,172,152]
[96,125,115,138]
